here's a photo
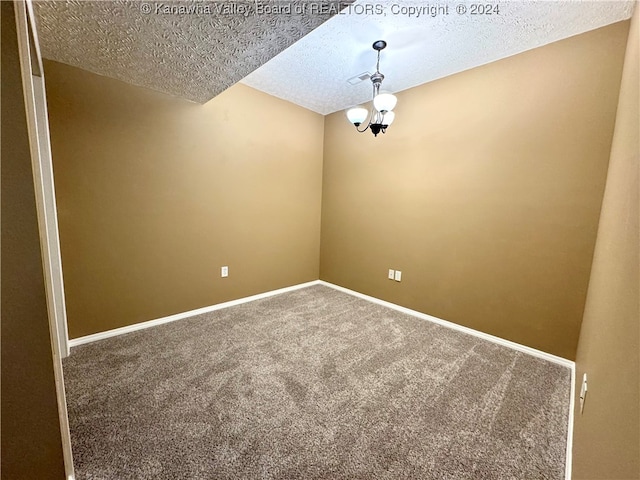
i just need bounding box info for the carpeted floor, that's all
[63,285,571,479]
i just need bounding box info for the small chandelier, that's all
[346,40,397,137]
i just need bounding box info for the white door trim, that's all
[14,1,74,477]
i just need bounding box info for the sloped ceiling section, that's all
[34,0,350,103]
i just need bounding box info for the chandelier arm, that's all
[353,104,376,133]
[355,121,371,133]
[355,108,373,132]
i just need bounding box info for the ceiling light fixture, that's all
[346,40,397,137]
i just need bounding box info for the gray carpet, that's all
[63,285,571,479]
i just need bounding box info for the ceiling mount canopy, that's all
[346,40,397,137]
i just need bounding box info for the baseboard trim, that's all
[72,278,575,367]
[318,280,575,480]
[69,280,322,348]
[566,363,575,480]
[317,281,574,368]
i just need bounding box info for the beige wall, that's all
[320,21,630,360]
[44,17,632,359]
[572,5,640,479]
[1,2,67,478]
[44,61,324,339]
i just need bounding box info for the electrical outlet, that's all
[388,269,395,280]
[579,373,588,414]
[221,266,228,278]
[394,270,402,282]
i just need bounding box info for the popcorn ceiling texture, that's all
[34,0,348,104]
[242,0,635,114]
[34,0,634,112]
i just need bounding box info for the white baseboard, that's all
[71,278,575,368]
[317,280,575,480]
[318,281,574,368]
[68,280,322,348]
[566,363,575,480]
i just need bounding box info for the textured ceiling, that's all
[242,0,636,114]
[34,0,348,103]
[35,0,634,112]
